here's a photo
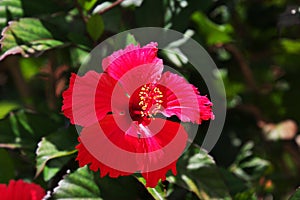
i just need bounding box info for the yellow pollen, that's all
[137,85,163,118]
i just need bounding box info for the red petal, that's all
[158,72,214,124]
[77,115,187,187]
[62,71,117,126]
[4,180,45,200]
[198,94,215,123]
[109,62,163,121]
[116,62,163,94]
[76,139,132,178]
[102,42,162,81]
[83,115,182,153]
[141,161,177,187]
[0,184,7,199]
[158,72,200,123]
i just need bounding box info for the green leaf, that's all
[92,2,112,14]
[137,177,164,200]
[35,137,77,180]
[187,149,215,170]
[281,39,300,54]
[181,174,206,199]
[234,141,254,164]
[0,18,64,60]
[0,101,20,119]
[86,15,104,41]
[9,112,20,140]
[230,142,271,181]
[0,109,70,154]
[125,34,139,46]
[19,57,45,81]
[289,188,300,200]
[191,11,233,45]
[234,190,257,200]
[173,147,231,199]
[121,0,143,7]
[43,165,61,182]
[16,109,33,135]
[70,47,90,68]
[78,0,98,11]
[101,6,121,33]
[52,166,102,199]
[0,0,23,29]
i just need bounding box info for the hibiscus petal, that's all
[4,180,45,200]
[194,88,215,123]
[141,161,177,188]
[158,71,214,124]
[77,115,188,187]
[76,139,132,178]
[62,71,117,126]
[116,62,163,95]
[158,72,199,123]
[102,42,163,81]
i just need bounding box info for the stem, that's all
[98,0,124,15]
[75,0,88,23]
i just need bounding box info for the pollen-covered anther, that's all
[137,85,163,118]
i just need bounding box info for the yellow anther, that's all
[136,85,164,119]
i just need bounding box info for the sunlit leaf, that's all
[0,101,20,119]
[230,142,271,181]
[181,174,206,199]
[121,0,144,7]
[187,149,215,170]
[191,11,233,45]
[137,177,164,200]
[281,39,300,54]
[52,166,102,199]
[35,137,77,179]
[78,0,98,11]
[92,2,112,14]
[0,18,63,60]
[0,0,23,29]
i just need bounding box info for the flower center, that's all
[129,84,163,124]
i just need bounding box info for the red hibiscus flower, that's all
[62,42,214,187]
[0,180,45,200]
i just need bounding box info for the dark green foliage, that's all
[0,0,299,199]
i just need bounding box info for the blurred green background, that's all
[0,0,300,199]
